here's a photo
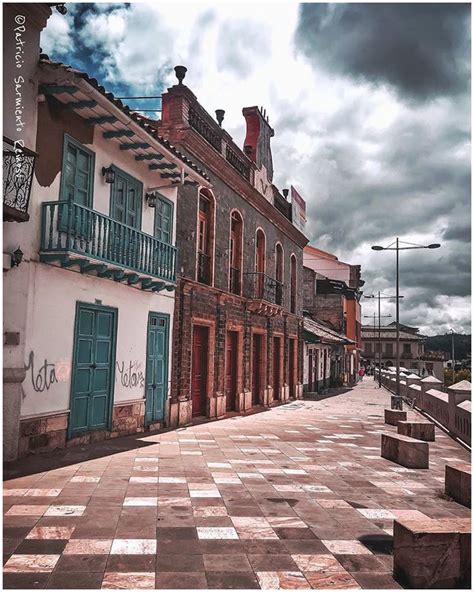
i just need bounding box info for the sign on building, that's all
[291,185,306,231]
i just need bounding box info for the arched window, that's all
[290,254,297,313]
[275,243,284,305]
[255,228,266,298]
[197,189,214,285]
[229,211,243,295]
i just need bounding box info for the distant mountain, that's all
[424,334,471,360]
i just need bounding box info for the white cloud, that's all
[41,12,74,56]
[40,3,470,334]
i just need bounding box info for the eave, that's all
[37,59,212,189]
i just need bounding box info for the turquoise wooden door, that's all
[70,304,117,437]
[145,314,169,423]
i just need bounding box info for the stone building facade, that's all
[155,69,308,424]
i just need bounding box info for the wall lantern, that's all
[11,246,24,267]
[145,192,157,208]
[102,166,115,184]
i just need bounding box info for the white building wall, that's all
[19,262,175,419]
[4,107,181,440]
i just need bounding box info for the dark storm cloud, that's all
[443,223,471,243]
[295,3,470,101]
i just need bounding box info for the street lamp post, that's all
[364,292,402,387]
[450,328,456,386]
[371,238,440,409]
[363,310,392,384]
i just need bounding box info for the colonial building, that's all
[361,322,444,380]
[303,246,363,384]
[154,67,308,424]
[3,19,209,458]
[302,315,353,392]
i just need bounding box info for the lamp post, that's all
[450,328,456,386]
[371,238,440,409]
[364,292,403,387]
[363,311,392,384]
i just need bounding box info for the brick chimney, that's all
[242,106,274,182]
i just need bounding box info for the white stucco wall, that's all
[4,115,180,420]
[303,343,331,386]
[19,261,175,419]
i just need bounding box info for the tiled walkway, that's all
[3,378,471,589]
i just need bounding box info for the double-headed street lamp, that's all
[364,292,403,388]
[371,238,441,409]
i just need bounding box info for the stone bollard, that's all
[447,380,471,435]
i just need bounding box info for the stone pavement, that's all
[3,378,471,589]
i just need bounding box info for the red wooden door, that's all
[289,339,295,397]
[273,337,281,400]
[191,326,208,417]
[252,334,262,405]
[225,332,238,412]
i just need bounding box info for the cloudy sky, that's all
[41,2,471,336]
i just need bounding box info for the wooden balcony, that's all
[40,201,176,292]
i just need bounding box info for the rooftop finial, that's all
[215,109,225,127]
[174,65,187,85]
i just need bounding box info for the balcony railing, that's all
[230,267,241,295]
[188,108,222,152]
[40,201,176,282]
[3,137,36,221]
[197,251,211,285]
[225,145,251,181]
[244,272,283,306]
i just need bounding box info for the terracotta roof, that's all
[38,55,211,182]
[361,328,422,341]
[303,317,354,345]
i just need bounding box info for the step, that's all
[381,433,429,469]
[393,517,471,588]
[397,420,435,441]
[445,463,471,508]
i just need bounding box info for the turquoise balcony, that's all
[40,201,176,291]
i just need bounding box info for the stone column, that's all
[3,367,25,461]
[447,380,471,435]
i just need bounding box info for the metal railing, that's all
[225,145,250,181]
[244,272,283,306]
[188,108,222,152]
[3,137,36,220]
[197,251,211,285]
[40,201,176,281]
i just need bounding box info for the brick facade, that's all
[158,75,307,424]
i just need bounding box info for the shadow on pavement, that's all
[3,430,160,481]
[303,386,354,401]
[3,404,276,481]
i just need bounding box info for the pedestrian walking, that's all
[358,367,366,381]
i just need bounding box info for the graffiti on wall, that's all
[116,360,145,389]
[25,351,145,394]
[25,351,71,393]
